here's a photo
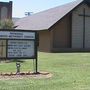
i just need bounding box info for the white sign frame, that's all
[0,29,37,59]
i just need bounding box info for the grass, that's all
[0,52,90,90]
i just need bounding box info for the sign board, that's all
[0,31,35,40]
[7,40,34,58]
[0,29,37,59]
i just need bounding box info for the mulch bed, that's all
[0,72,52,80]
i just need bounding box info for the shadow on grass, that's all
[0,59,25,63]
[11,59,25,63]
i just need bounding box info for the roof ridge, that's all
[25,0,82,18]
[15,0,84,30]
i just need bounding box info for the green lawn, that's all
[0,52,90,90]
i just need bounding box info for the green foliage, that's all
[0,19,14,29]
[0,52,90,90]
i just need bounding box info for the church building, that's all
[15,0,90,52]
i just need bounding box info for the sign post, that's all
[16,62,21,74]
[0,29,38,73]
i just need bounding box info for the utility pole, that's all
[25,12,33,16]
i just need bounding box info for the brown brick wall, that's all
[0,1,12,20]
[38,30,51,52]
[50,14,71,50]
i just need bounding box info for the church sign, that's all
[0,31,35,40]
[0,29,37,59]
[7,40,34,58]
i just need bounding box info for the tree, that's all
[0,19,14,29]
[0,19,14,62]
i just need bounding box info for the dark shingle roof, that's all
[15,0,83,30]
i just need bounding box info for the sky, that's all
[1,0,76,18]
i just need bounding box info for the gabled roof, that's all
[15,0,83,30]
